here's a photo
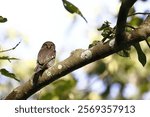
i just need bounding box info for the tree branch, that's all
[128,12,150,17]
[4,15,150,100]
[115,0,137,45]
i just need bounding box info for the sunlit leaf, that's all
[0,68,20,82]
[133,43,146,66]
[129,16,143,26]
[0,16,7,23]
[62,0,87,23]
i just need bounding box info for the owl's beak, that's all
[47,45,51,48]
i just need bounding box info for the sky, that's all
[0,0,149,59]
[0,0,120,60]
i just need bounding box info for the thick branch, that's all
[5,15,150,100]
[115,0,137,45]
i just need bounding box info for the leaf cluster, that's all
[0,16,20,82]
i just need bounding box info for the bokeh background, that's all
[0,0,150,99]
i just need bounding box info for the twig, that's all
[0,41,21,53]
[128,12,150,17]
[126,24,136,29]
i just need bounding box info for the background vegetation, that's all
[0,0,150,99]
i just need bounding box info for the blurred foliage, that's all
[0,56,19,61]
[0,16,7,23]
[0,17,32,98]
[1,0,150,100]
[38,75,77,100]
[85,0,150,100]
[0,17,20,82]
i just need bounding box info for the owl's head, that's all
[42,41,55,50]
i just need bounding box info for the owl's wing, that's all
[37,48,56,67]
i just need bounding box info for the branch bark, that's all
[115,0,137,45]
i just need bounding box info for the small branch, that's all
[128,12,150,17]
[4,15,150,100]
[0,41,21,53]
[126,24,136,29]
[115,0,137,45]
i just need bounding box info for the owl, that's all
[35,41,56,73]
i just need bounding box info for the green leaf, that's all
[0,56,19,62]
[133,43,147,66]
[117,49,130,57]
[129,16,143,27]
[96,61,106,74]
[0,16,7,23]
[62,0,87,23]
[97,21,110,31]
[97,21,116,42]
[0,68,20,82]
